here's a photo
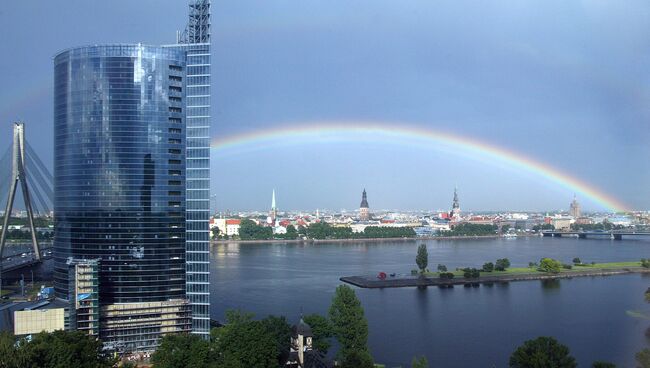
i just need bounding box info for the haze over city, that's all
[0,0,648,211]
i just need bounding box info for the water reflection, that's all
[541,279,561,291]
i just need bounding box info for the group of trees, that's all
[238,219,274,240]
[0,330,115,368]
[307,222,415,240]
[440,223,498,237]
[532,224,555,232]
[482,258,511,272]
[151,284,373,368]
[151,311,290,368]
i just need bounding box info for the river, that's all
[210,236,650,367]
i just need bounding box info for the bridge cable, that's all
[26,173,49,216]
[25,153,53,203]
[25,143,53,183]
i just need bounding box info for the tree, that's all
[539,258,562,273]
[637,348,650,368]
[329,285,371,362]
[462,268,480,279]
[239,219,273,240]
[212,310,279,368]
[21,330,115,368]
[340,349,374,368]
[642,259,650,268]
[303,314,333,354]
[509,336,576,368]
[437,264,447,272]
[0,332,23,368]
[572,258,581,265]
[439,272,454,279]
[416,244,428,273]
[495,258,511,271]
[284,225,298,240]
[151,333,216,368]
[412,355,429,368]
[592,362,616,368]
[210,226,220,240]
[260,315,292,365]
[482,262,494,272]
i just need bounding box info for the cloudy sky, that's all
[0,1,648,212]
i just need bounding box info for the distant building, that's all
[359,189,370,221]
[225,219,241,236]
[8,299,69,337]
[551,217,572,231]
[449,187,461,221]
[569,195,581,218]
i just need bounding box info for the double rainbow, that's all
[211,121,630,212]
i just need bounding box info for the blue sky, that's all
[0,1,648,212]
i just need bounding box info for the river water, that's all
[210,236,650,367]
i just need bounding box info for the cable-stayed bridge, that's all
[0,122,53,286]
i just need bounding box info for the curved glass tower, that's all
[54,45,191,349]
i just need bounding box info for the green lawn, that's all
[423,261,643,279]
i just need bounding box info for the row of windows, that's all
[187,76,210,85]
[187,169,209,179]
[186,127,209,137]
[187,201,209,210]
[187,85,209,95]
[187,179,209,190]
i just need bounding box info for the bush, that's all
[411,269,419,276]
[437,264,447,272]
[642,259,650,268]
[439,272,455,280]
[495,258,511,271]
[572,257,581,265]
[482,262,494,272]
[528,262,537,268]
[562,264,573,270]
[509,336,576,368]
[462,268,480,279]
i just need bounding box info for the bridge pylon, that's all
[0,123,41,269]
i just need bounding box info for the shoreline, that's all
[210,234,528,245]
[341,266,650,288]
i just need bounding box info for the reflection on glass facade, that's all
[53,45,188,304]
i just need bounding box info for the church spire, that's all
[271,189,276,210]
[360,188,369,208]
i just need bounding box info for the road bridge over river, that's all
[542,231,650,240]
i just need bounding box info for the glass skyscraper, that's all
[54,45,192,350]
[165,0,212,339]
[53,1,211,349]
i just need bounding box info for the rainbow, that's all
[211,121,630,212]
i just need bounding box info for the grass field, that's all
[424,261,643,279]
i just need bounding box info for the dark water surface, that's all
[211,236,650,367]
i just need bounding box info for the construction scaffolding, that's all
[176,0,211,44]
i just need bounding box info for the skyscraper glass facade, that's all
[164,42,211,339]
[164,0,212,339]
[53,45,192,349]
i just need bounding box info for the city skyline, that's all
[0,1,648,212]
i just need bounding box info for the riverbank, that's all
[341,262,650,288]
[210,234,523,245]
